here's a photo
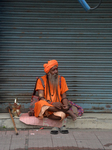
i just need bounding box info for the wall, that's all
[0,0,112,112]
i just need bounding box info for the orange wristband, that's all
[51,102,53,105]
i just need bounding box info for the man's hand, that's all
[52,102,63,109]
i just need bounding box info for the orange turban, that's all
[43,60,58,73]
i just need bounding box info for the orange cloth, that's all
[43,60,58,73]
[34,75,69,118]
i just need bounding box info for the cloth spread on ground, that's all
[19,113,66,127]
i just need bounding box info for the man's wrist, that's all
[61,97,68,102]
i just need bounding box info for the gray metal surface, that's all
[0,0,112,112]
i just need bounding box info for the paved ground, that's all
[0,128,112,150]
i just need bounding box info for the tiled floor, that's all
[0,129,112,150]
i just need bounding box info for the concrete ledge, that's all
[0,113,112,129]
[66,113,112,129]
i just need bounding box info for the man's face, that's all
[49,65,58,76]
[48,65,58,86]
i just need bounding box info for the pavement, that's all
[0,113,112,150]
[0,128,112,150]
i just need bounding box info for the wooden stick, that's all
[8,107,19,135]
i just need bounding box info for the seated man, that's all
[34,59,77,122]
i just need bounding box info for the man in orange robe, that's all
[34,60,77,123]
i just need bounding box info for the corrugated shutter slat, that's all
[0,0,112,112]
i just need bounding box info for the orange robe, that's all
[34,75,68,118]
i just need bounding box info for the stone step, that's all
[0,113,112,129]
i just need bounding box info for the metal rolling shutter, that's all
[0,0,112,112]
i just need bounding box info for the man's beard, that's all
[48,73,58,89]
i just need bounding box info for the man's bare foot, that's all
[72,113,77,121]
[66,109,77,121]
